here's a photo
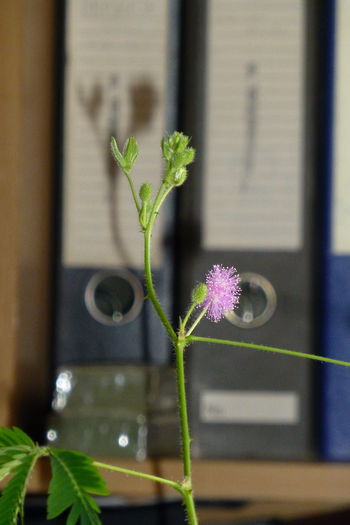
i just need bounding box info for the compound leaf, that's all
[0,451,40,525]
[47,449,109,524]
[0,427,34,448]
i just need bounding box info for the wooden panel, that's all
[0,0,55,431]
[161,459,350,503]
[11,458,350,505]
[0,1,23,427]
[16,0,56,437]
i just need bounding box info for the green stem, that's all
[181,302,197,332]
[93,461,184,496]
[175,340,192,479]
[183,489,198,525]
[154,183,174,212]
[124,172,141,214]
[143,183,177,342]
[187,336,350,368]
[186,308,208,337]
[141,177,197,523]
[175,339,198,525]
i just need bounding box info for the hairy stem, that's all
[183,489,198,525]
[187,336,350,368]
[93,461,184,496]
[141,176,198,523]
[143,183,177,342]
[175,339,198,525]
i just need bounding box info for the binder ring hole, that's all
[84,270,144,326]
[225,272,276,328]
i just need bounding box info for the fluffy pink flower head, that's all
[199,264,240,322]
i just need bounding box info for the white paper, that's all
[63,0,170,268]
[332,0,350,254]
[203,0,304,251]
[200,390,299,424]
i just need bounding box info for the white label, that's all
[203,0,304,251]
[200,390,299,424]
[332,0,350,254]
[63,0,170,268]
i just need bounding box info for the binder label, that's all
[200,390,299,424]
[202,0,304,251]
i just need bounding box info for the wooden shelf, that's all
[21,458,350,504]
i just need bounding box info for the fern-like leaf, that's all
[0,451,41,525]
[0,426,34,448]
[0,427,36,483]
[47,449,109,524]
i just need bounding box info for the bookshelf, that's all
[2,458,350,521]
[16,458,350,504]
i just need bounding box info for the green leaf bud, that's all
[111,137,126,170]
[161,131,191,161]
[170,131,190,153]
[161,136,172,161]
[172,167,187,186]
[171,148,196,170]
[181,147,195,166]
[139,183,152,202]
[192,283,208,305]
[123,136,139,172]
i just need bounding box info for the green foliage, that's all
[0,453,40,525]
[47,449,109,524]
[0,426,36,483]
[0,427,34,449]
[110,136,125,169]
[161,131,195,187]
[0,428,109,524]
[123,136,139,173]
[0,427,41,525]
[161,131,191,160]
[110,136,139,175]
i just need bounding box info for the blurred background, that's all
[1,0,350,523]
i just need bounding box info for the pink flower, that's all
[200,264,240,322]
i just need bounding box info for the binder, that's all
[321,0,350,460]
[178,0,322,459]
[54,0,179,366]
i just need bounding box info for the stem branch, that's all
[124,172,141,213]
[143,183,177,342]
[93,461,184,496]
[187,336,350,368]
[186,308,208,337]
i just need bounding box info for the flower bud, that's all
[171,131,190,153]
[192,283,208,305]
[172,167,187,186]
[161,131,191,161]
[139,183,152,202]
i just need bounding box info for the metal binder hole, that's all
[85,269,144,326]
[225,272,276,328]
